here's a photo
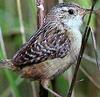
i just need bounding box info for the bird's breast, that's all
[40,30,82,79]
[21,27,82,80]
[69,29,82,56]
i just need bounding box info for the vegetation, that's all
[0,0,100,97]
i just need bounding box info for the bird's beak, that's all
[79,8,95,17]
[85,9,91,14]
[80,8,95,19]
[84,8,95,15]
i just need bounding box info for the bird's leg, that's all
[41,79,62,97]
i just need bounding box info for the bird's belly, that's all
[39,35,82,79]
[38,54,77,79]
[21,54,77,80]
[21,32,82,80]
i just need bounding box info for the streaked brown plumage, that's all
[11,3,89,97]
[12,26,71,68]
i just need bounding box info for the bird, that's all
[3,3,91,97]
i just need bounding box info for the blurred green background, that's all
[0,0,100,97]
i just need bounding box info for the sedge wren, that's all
[11,3,90,97]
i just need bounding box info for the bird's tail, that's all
[0,59,15,70]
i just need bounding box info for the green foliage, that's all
[0,0,100,97]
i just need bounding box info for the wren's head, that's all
[46,3,89,30]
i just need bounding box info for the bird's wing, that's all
[12,22,71,67]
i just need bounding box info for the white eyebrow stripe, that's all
[62,7,68,11]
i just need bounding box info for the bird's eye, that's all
[68,9,74,15]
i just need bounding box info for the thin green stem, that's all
[16,0,26,44]
[0,27,21,97]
